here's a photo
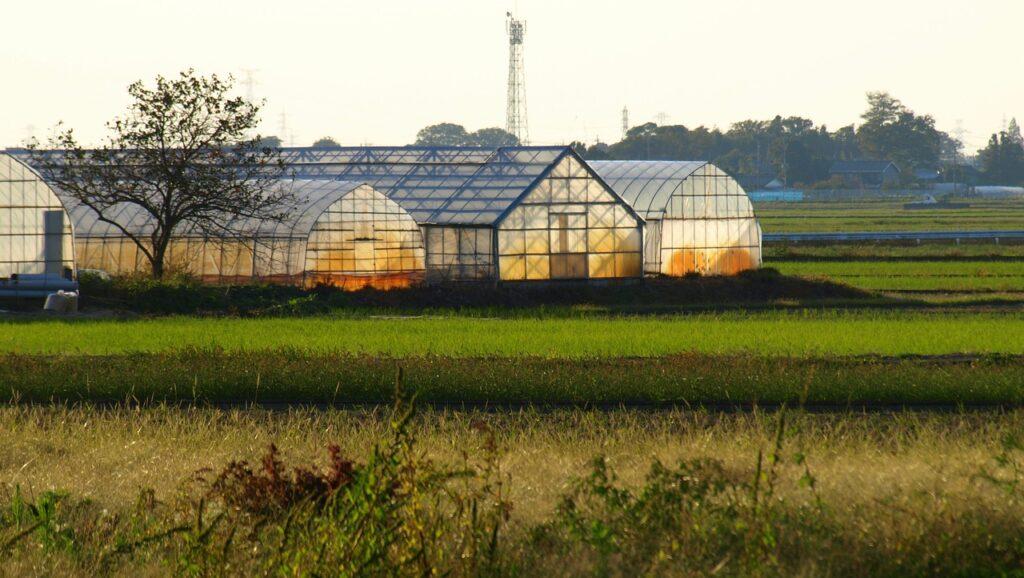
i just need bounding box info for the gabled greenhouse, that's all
[0,153,76,297]
[56,179,426,290]
[589,161,762,276]
[279,146,645,283]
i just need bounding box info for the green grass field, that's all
[765,243,1024,260]
[773,260,1024,292]
[4,311,1024,357]
[755,198,1024,233]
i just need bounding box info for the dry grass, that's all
[5,406,1024,575]
[0,405,1015,529]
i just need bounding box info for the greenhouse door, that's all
[549,212,587,279]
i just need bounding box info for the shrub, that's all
[197,444,356,514]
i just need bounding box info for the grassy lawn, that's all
[4,311,1024,357]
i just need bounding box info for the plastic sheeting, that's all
[0,153,75,283]
[590,161,762,276]
[67,181,425,289]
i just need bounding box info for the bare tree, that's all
[30,69,293,278]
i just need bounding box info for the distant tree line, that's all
[263,92,1024,187]
[414,123,519,147]
[256,125,519,150]
[977,119,1024,186]
[572,92,955,188]
[573,92,1024,187]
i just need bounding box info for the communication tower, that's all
[505,12,529,144]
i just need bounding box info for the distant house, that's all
[735,173,776,192]
[748,176,804,202]
[829,160,900,189]
[913,168,941,183]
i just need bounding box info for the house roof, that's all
[829,160,900,174]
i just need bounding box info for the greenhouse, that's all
[279,146,645,283]
[589,161,762,276]
[55,179,426,290]
[0,153,76,297]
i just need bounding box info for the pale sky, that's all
[2,0,1021,152]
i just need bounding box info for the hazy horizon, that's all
[3,0,1021,152]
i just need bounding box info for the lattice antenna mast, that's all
[279,111,293,146]
[506,12,529,145]
[241,68,260,103]
[621,106,629,140]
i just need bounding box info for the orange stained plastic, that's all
[304,271,424,291]
[666,248,756,276]
[198,271,424,291]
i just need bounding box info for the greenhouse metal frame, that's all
[278,146,646,283]
[0,153,77,297]
[589,161,762,276]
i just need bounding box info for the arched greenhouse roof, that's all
[588,161,716,220]
[53,179,368,239]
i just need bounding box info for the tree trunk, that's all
[150,240,168,279]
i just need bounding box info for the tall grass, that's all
[4,405,1024,576]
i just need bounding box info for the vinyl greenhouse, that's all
[590,161,762,276]
[0,153,76,297]
[281,146,646,282]
[4,147,762,293]
[47,179,426,290]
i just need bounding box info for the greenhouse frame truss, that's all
[277,146,647,283]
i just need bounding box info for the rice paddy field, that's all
[764,241,1024,302]
[772,260,1024,292]
[2,244,1024,407]
[3,310,1023,358]
[5,211,1024,575]
[755,197,1024,233]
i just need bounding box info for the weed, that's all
[196,443,356,514]
[1,487,77,555]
